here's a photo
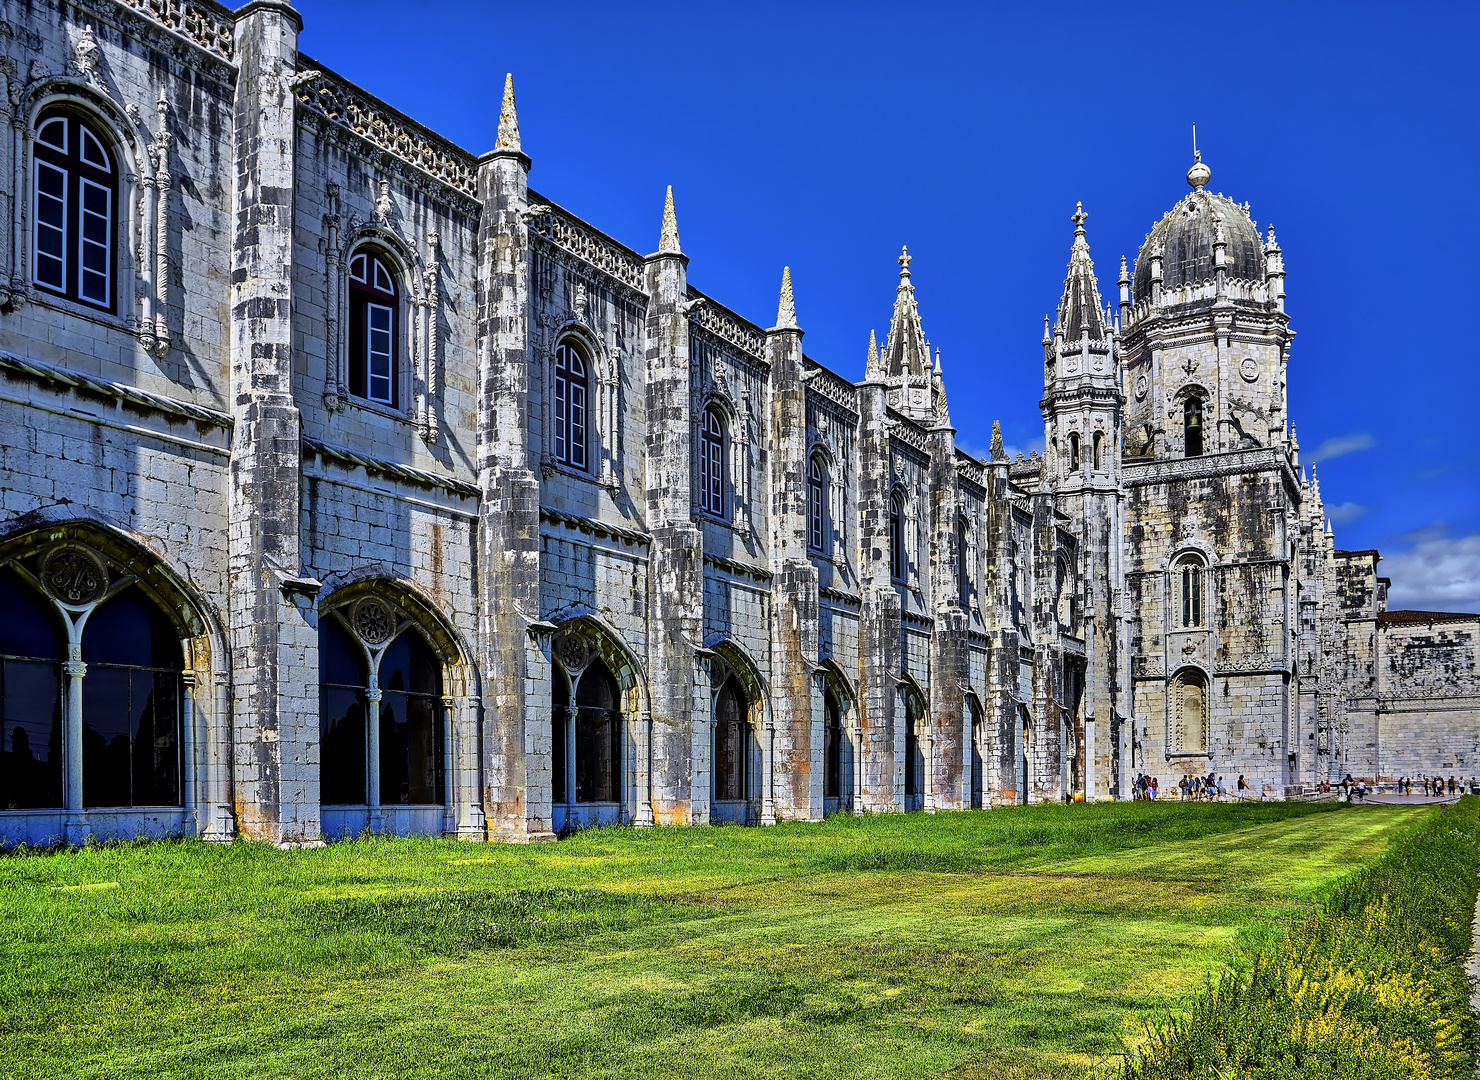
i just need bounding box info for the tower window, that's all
[1179,555,1203,628]
[1184,399,1203,457]
[698,406,727,518]
[957,518,970,607]
[808,457,829,554]
[1069,432,1081,471]
[889,493,906,581]
[32,110,117,311]
[554,340,590,470]
[1093,431,1104,471]
[348,252,399,406]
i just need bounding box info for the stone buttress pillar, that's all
[765,270,821,822]
[928,425,968,810]
[1031,489,1065,803]
[855,380,901,811]
[474,78,550,841]
[643,191,705,825]
[227,0,321,845]
[981,446,1020,805]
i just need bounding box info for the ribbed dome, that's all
[1132,189,1264,303]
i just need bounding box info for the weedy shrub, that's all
[1123,798,1479,1080]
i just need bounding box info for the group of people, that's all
[1395,775,1478,797]
[1130,773,1252,801]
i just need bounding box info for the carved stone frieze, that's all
[686,291,765,358]
[526,205,644,292]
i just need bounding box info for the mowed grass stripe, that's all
[0,800,1427,1079]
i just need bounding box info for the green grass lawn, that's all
[0,800,1430,1080]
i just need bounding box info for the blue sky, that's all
[296,1,1479,610]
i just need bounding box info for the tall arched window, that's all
[1172,668,1208,754]
[1093,431,1104,472]
[889,493,906,581]
[698,407,727,518]
[1184,399,1203,457]
[81,587,184,807]
[378,630,445,805]
[32,109,116,310]
[348,251,398,406]
[957,518,970,607]
[319,619,367,805]
[1055,556,1072,626]
[1178,554,1203,628]
[575,660,620,803]
[808,456,828,554]
[904,694,924,807]
[0,569,64,809]
[714,677,749,802]
[1069,432,1081,472]
[552,667,569,806]
[554,340,590,470]
[823,691,842,800]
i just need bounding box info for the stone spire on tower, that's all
[865,327,880,380]
[659,186,681,255]
[495,73,520,152]
[883,246,929,378]
[1054,202,1107,343]
[774,266,798,330]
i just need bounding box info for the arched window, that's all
[904,695,924,806]
[554,340,590,470]
[698,407,727,518]
[714,677,749,802]
[823,691,842,800]
[348,251,398,406]
[32,108,117,310]
[552,667,569,806]
[0,568,65,809]
[378,630,445,805]
[575,660,620,803]
[1069,432,1081,472]
[1093,431,1104,472]
[319,606,447,810]
[808,456,828,554]
[1178,554,1204,628]
[81,587,184,807]
[967,695,984,809]
[1172,668,1208,754]
[1055,556,1072,626]
[957,518,970,607]
[889,493,906,581]
[1184,399,1203,457]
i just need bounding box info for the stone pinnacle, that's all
[659,186,681,255]
[495,73,520,152]
[775,266,797,330]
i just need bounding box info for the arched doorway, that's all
[575,659,620,805]
[823,690,843,807]
[902,684,926,812]
[967,694,984,809]
[319,593,450,838]
[550,621,638,832]
[713,676,749,816]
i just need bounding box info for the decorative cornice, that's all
[302,437,479,498]
[293,59,478,202]
[0,349,231,427]
[886,410,932,455]
[802,360,859,415]
[704,552,772,582]
[686,289,765,359]
[819,585,861,606]
[539,505,651,547]
[1122,446,1294,488]
[114,0,236,64]
[526,200,645,293]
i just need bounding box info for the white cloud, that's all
[1308,432,1375,464]
[1325,502,1369,525]
[1382,532,1480,613]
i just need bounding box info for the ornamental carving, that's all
[1134,374,1149,400]
[117,0,236,61]
[293,68,477,198]
[556,634,590,673]
[41,548,107,605]
[688,295,766,359]
[526,207,643,291]
[1239,358,1259,382]
[353,598,394,645]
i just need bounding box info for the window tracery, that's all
[553,339,590,471]
[32,108,116,311]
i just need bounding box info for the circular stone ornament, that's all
[40,547,107,606]
[353,598,394,645]
[1240,358,1259,382]
[1134,374,1149,401]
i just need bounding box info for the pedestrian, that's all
[1151,777,1159,800]
[1237,774,1247,799]
[1217,775,1225,800]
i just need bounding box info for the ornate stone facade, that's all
[0,0,1472,846]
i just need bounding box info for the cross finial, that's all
[1192,122,1199,163]
[1072,201,1088,236]
[898,245,912,277]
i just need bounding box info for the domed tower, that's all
[1118,151,1304,801]
[1040,202,1126,801]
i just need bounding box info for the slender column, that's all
[761,715,776,825]
[63,650,87,843]
[923,727,936,812]
[181,671,197,825]
[138,172,157,350]
[423,253,440,443]
[564,705,577,806]
[0,58,12,303]
[365,687,382,832]
[152,93,172,354]
[14,127,33,300]
[323,184,341,410]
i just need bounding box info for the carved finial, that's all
[932,346,942,376]
[866,327,879,378]
[1119,254,1129,281]
[75,24,100,82]
[990,420,1006,462]
[898,245,912,278]
[659,185,681,255]
[1265,223,1280,251]
[374,178,392,222]
[495,73,521,152]
[774,266,797,330]
[573,280,588,323]
[1042,314,1051,346]
[1072,201,1088,237]
[1187,127,1211,190]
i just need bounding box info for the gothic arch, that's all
[706,638,767,716]
[816,656,856,712]
[548,612,648,718]
[23,80,149,169]
[318,575,473,699]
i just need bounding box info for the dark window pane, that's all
[575,708,618,803]
[381,630,440,697]
[319,685,365,804]
[824,694,841,799]
[0,658,63,809]
[0,569,64,661]
[905,706,921,798]
[83,666,132,807]
[130,670,180,806]
[575,661,617,711]
[82,588,182,669]
[552,671,569,805]
[715,681,747,802]
[321,618,365,688]
[378,693,443,805]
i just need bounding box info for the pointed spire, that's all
[495,73,521,152]
[774,266,797,330]
[865,328,880,379]
[658,186,681,255]
[882,245,929,377]
[1042,315,1051,346]
[1265,223,1280,252]
[932,346,941,376]
[1054,202,1107,342]
[990,420,1007,462]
